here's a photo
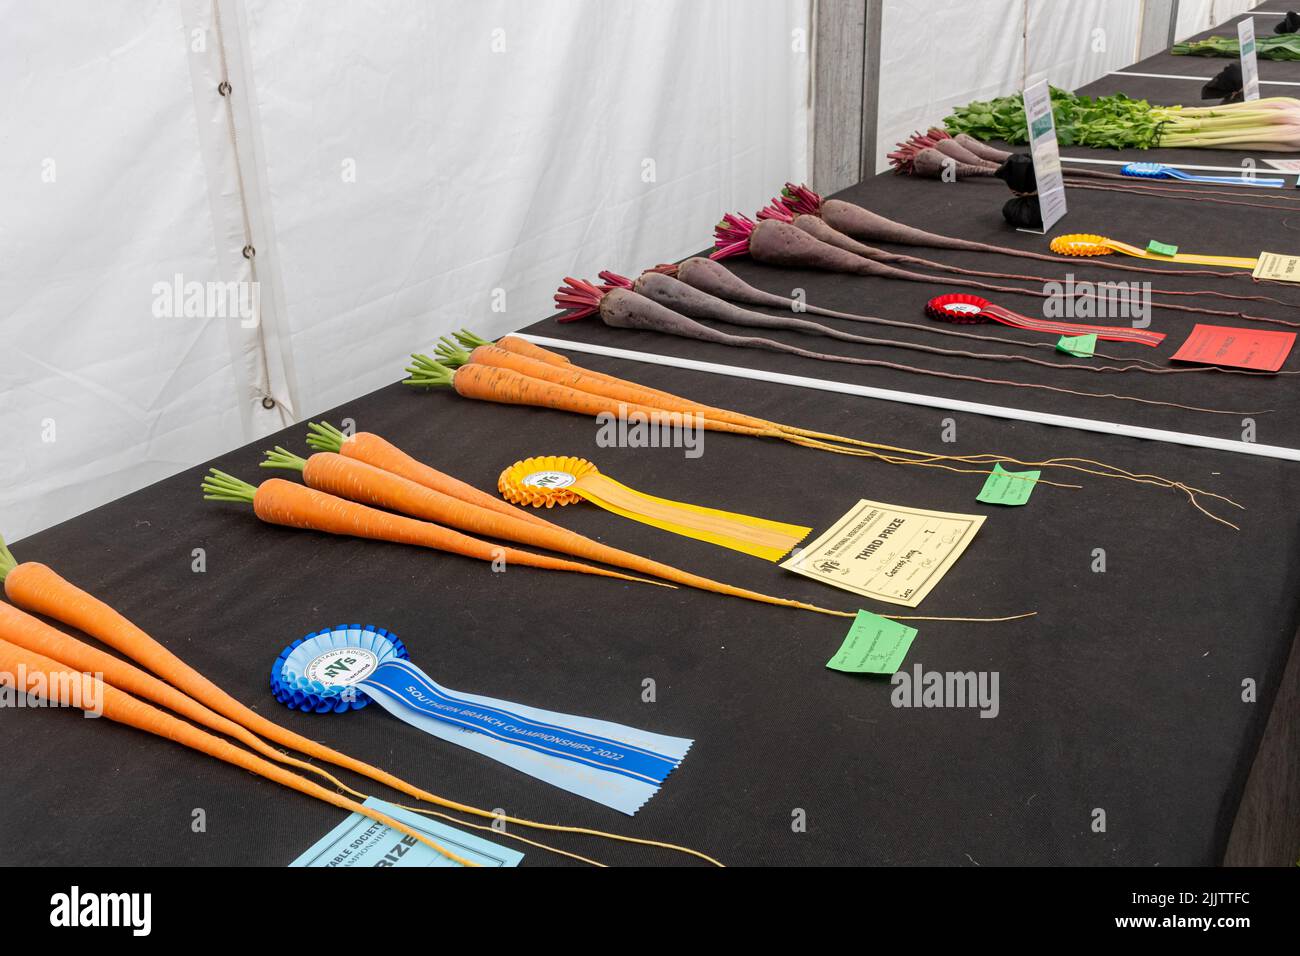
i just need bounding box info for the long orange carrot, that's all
[443,332,1242,527]
[445,342,779,435]
[0,600,363,792]
[0,597,600,867]
[0,636,475,865]
[450,334,1161,469]
[204,471,665,588]
[490,332,577,366]
[436,341,1052,477]
[482,332,717,407]
[0,542,722,866]
[409,355,1067,488]
[442,334,968,460]
[262,447,854,618]
[291,428,1035,624]
[407,360,791,442]
[456,332,845,433]
[428,340,862,457]
[306,422,557,530]
[0,606,588,862]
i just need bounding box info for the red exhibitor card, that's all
[1169,324,1296,372]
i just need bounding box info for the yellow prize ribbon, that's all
[1050,233,1258,270]
[498,456,811,562]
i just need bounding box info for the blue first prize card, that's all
[290,797,523,868]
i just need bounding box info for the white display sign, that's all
[1020,79,1067,233]
[1238,17,1260,102]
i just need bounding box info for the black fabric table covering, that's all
[4,23,1300,867]
[1141,9,1300,83]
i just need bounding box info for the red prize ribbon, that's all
[925,294,1166,347]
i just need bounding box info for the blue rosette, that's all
[270,624,409,714]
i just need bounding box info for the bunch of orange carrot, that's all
[0,536,722,866]
[410,331,1242,529]
[250,425,881,619]
[243,417,1036,622]
[204,446,854,619]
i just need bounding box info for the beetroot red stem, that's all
[710,213,756,260]
[780,183,823,217]
[756,200,794,222]
[597,270,633,289]
[554,277,607,321]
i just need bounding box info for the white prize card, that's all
[1238,17,1260,102]
[1020,78,1067,233]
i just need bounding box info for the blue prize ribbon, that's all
[269,626,683,791]
[359,660,681,784]
[271,624,408,713]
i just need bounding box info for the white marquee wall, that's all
[1176,0,1262,41]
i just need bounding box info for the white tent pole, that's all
[518,335,1300,463]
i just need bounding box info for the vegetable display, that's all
[712,212,1127,300]
[752,199,1279,305]
[0,540,721,866]
[563,276,1250,411]
[0,598,357,794]
[17,27,1292,867]
[713,211,1273,325]
[0,632,478,865]
[418,333,1244,528]
[887,130,1300,214]
[202,471,663,587]
[944,88,1300,152]
[774,183,1287,287]
[1173,33,1300,60]
[752,194,1232,292]
[602,266,1260,378]
[292,419,1034,623]
[597,268,1177,370]
[656,257,1168,364]
[405,348,839,452]
[261,436,848,617]
[304,421,555,529]
[442,333,893,449]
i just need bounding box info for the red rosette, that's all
[925,293,991,325]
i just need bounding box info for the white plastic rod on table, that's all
[1062,155,1300,175]
[519,335,1300,463]
[1112,70,1300,87]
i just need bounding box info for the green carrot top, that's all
[433,336,471,368]
[305,421,349,454]
[403,354,454,388]
[261,446,309,472]
[201,469,258,504]
[0,535,17,582]
[453,329,492,350]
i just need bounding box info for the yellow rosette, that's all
[1050,233,1258,269]
[498,456,811,562]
